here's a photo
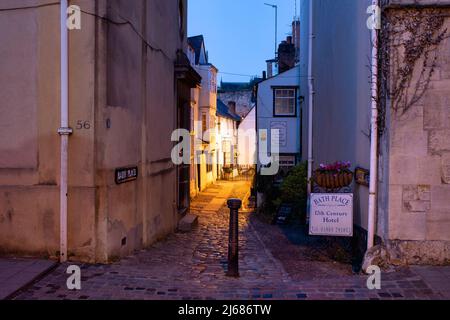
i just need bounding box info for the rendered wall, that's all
[238,107,256,167]
[0,0,186,262]
[299,0,372,230]
[257,66,301,160]
[0,0,97,260]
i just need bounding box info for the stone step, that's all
[177,214,199,233]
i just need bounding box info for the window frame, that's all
[201,113,207,134]
[279,154,297,168]
[272,86,298,118]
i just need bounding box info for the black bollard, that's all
[226,198,242,277]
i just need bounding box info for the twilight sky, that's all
[188,0,300,83]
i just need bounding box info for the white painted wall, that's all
[257,66,301,168]
[216,115,238,178]
[238,107,256,166]
[192,63,218,189]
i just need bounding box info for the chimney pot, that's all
[266,61,273,78]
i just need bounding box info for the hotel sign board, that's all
[309,193,353,237]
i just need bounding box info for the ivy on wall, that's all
[378,7,448,134]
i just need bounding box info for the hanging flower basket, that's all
[314,161,354,189]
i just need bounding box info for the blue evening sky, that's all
[188,0,300,83]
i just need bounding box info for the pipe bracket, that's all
[58,127,73,136]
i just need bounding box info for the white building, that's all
[237,107,257,169]
[188,35,218,194]
[216,100,241,179]
[256,65,301,175]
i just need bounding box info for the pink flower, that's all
[318,161,351,172]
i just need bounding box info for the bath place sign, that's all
[309,193,353,237]
[115,166,138,184]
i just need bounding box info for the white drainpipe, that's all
[58,0,72,262]
[367,0,380,252]
[307,0,315,196]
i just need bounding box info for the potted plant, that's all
[314,161,354,189]
[223,166,233,180]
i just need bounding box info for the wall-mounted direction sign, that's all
[309,193,353,237]
[115,167,138,184]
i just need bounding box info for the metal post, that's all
[226,198,242,277]
[275,5,278,58]
[264,3,278,60]
[59,0,70,263]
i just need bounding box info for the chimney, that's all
[277,36,296,73]
[262,71,267,80]
[292,20,300,62]
[266,60,273,78]
[228,101,237,115]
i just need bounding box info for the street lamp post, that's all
[264,3,278,59]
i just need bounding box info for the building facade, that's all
[216,100,241,180]
[0,0,199,262]
[237,107,257,169]
[188,35,219,194]
[256,65,302,175]
[218,79,260,118]
[300,0,450,264]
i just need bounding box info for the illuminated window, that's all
[202,113,207,134]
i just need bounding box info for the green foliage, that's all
[256,173,279,220]
[257,162,308,222]
[277,162,308,215]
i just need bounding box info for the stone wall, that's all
[218,90,254,118]
[382,6,450,264]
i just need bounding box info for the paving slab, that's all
[410,266,450,299]
[0,257,57,300]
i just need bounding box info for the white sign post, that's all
[309,193,353,237]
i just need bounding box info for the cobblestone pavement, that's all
[13,180,449,300]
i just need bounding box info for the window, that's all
[209,71,217,93]
[273,88,297,117]
[206,152,213,172]
[202,113,207,134]
[279,155,296,168]
[190,104,195,133]
[223,141,231,165]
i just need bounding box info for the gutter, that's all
[306,0,315,196]
[366,0,380,257]
[57,0,72,262]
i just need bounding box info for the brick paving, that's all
[11,180,450,300]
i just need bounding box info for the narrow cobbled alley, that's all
[12,180,449,300]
